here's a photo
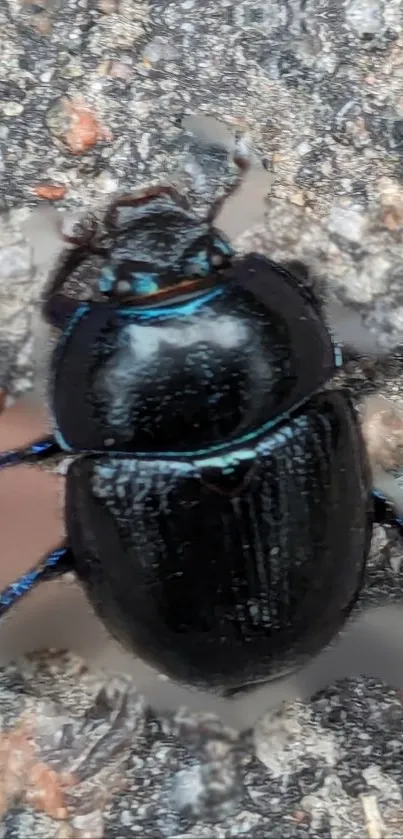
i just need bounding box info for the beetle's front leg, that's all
[0,436,62,472]
[0,544,74,619]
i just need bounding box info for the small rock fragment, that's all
[65,106,102,155]
[57,824,76,839]
[382,208,403,232]
[33,184,67,201]
[97,0,117,11]
[327,203,368,244]
[377,177,403,233]
[361,394,403,472]
[345,0,384,39]
[168,714,241,821]
[290,190,305,206]
[0,243,31,280]
[0,724,35,817]
[45,97,104,155]
[25,763,72,820]
[71,809,104,839]
[292,809,310,824]
[108,61,132,81]
[2,103,24,117]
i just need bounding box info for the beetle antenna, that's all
[206,147,252,225]
[0,544,74,619]
[0,436,62,472]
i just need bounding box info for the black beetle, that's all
[0,150,402,698]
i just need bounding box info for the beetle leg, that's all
[206,145,253,225]
[0,436,62,471]
[103,186,190,231]
[42,218,108,328]
[0,544,74,619]
[206,135,271,235]
[61,213,98,248]
[372,489,403,538]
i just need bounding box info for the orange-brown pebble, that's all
[25,762,74,820]
[65,101,101,155]
[46,96,105,155]
[0,717,80,822]
[378,177,403,233]
[292,809,310,824]
[34,184,67,200]
[362,394,403,472]
[0,725,36,816]
[382,206,403,232]
[108,60,132,81]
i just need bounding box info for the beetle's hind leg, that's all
[372,489,403,538]
[0,436,63,472]
[0,544,74,619]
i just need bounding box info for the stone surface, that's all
[2,652,403,838]
[2,0,403,391]
[3,0,403,835]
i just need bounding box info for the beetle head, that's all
[98,192,234,304]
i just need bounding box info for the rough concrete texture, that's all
[3,0,403,835]
[3,651,403,839]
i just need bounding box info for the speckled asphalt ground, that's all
[4,651,403,839]
[2,0,403,836]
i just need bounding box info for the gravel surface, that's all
[3,651,403,838]
[2,0,403,835]
[2,0,403,391]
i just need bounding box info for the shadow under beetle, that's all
[1,149,403,698]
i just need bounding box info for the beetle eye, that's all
[210,236,234,269]
[130,273,160,296]
[98,266,116,295]
[213,237,234,258]
[184,249,210,277]
[115,280,132,294]
[98,266,160,298]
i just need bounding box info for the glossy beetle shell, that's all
[49,254,373,695]
[0,162,396,707]
[66,388,372,695]
[51,256,336,454]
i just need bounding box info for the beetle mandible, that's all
[0,147,402,697]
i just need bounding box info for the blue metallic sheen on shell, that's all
[119,286,226,320]
[334,345,343,368]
